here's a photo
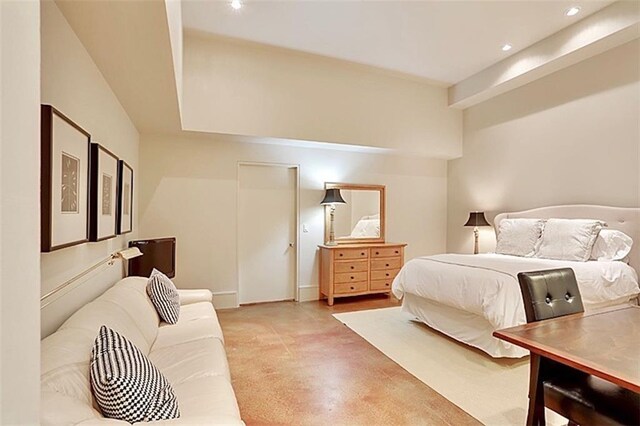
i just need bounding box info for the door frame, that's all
[236,161,300,303]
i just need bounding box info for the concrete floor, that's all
[217,294,480,425]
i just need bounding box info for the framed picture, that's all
[89,144,119,241]
[117,160,133,234]
[41,105,91,252]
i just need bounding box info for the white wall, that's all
[139,134,447,306]
[0,0,41,422]
[447,40,640,254]
[165,0,183,115]
[40,1,139,337]
[182,32,462,159]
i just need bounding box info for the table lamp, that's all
[321,188,346,246]
[464,211,490,254]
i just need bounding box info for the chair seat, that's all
[544,375,640,426]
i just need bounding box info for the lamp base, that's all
[325,241,338,246]
[473,227,479,255]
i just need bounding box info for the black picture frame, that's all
[89,143,119,242]
[116,160,133,234]
[41,105,91,252]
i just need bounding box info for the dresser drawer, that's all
[371,257,402,270]
[370,279,393,291]
[334,271,368,284]
[371,247,403,258]
[334,248,369,260]
[335,281,368,294]
[334,260,368,274]
[371,269,400,281]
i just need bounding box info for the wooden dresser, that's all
[318,243,407,305]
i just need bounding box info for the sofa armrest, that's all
[177,289,213,305]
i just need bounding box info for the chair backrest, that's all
[517,268,585,323]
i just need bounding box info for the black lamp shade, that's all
[321,188,346,205]
[464,211,490,227]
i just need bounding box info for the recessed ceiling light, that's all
[501,44,512,52]
[566,6,581,16]
[231,0,242,10]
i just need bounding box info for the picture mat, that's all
[97,148,118,239]
[51,114,88,247]
[119,164,133,233]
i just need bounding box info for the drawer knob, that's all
[350,286,355,290]
[386,263,389,267]
[386,273,389,277]
[339,253,343,257]
[385,283,390,287]
[350,266,354,270]
[395,250,399,254]
[376,251,379,255]
[361,252,365,256]
[350,276,354,280]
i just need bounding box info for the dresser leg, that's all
[328,295,334,306]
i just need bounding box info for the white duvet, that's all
[392,253,640,331]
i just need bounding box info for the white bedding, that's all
[392,253,640,340]
[350,218,380,238]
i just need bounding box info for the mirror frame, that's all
[324,182,386,245]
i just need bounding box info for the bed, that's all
[392,205,640,358]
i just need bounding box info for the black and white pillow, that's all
[90,326,180,423]
[147,269,180,324]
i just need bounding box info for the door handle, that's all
[288,242,294,248]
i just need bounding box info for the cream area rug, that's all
[333,307,565,426]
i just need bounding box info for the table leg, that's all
[526,354,546,426]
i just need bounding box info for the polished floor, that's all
[217,294,480,425]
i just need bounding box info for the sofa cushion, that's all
[101,277,160,344]
[59,277,159,354]
[147,269,180,324]
[177,289,213,305]
[152,302,224,350]
[91,326,180,423]
[172,375,242,421]
[149,337,231,384]
[41,389,104,426]
[41,328,95,402]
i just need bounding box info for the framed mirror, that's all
[324,183,385,244]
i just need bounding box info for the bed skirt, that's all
[402,293,529,358]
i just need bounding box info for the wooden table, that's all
[494,305,640,425]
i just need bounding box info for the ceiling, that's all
[182,0,614,85]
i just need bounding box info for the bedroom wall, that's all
[40,1,140,337]
[138,134,448,307]
[447,40,640,254]
[181,31,462,159]
[0,0,41,422]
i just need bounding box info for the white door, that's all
[238,164,296,304]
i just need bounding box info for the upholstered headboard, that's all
[494,205,640,273]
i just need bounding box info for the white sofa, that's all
[41,277,244,425]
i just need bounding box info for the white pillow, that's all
[590,229,633,261]
[535,219,605,262]
[495,218,545,257]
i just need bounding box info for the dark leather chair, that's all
[518,268,640,426]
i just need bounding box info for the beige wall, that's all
[165,0,183,114]
[0,0,41,422]
[447,40,640,254]
[139,134,447,306]
[40,1,139,337]
[182,32,462,159]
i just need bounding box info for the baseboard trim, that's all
[212,291,239,309]
[298,285,319,302]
